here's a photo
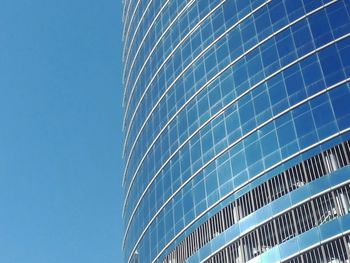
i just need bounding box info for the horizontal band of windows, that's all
[122,0,339,189]
[282,234,350,263]
[122,33,349,227]
[122,0,269,157]
[146,128,350,263]
[201,181,350,263]
[122,0,225,133]
[205,214,350,263]
[162,141,350,263]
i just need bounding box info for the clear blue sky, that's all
[0,0,123,262]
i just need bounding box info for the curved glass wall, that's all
[122,0,350,262]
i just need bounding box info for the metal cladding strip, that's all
[150,126,350,263]
[122,0,269,176]
[123,0,172,84]
[123,71,350,253]
[200,174,350,263]
[122,0,198,114]
[122,28,347,220]
[122,3,341,214]
[247,222,350,262]
[122,0,215,131]
[122,6,128,39]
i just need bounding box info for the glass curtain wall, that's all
[122,0,350,262]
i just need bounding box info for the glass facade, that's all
[122,0,350,262]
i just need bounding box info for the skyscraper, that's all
[122,0,350,262]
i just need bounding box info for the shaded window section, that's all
[291,19,315,57]
[318,44,345,86]
[337,38,350,77]
[330,83,350,130]
[308,9,333,47]
[300,54,325,96]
